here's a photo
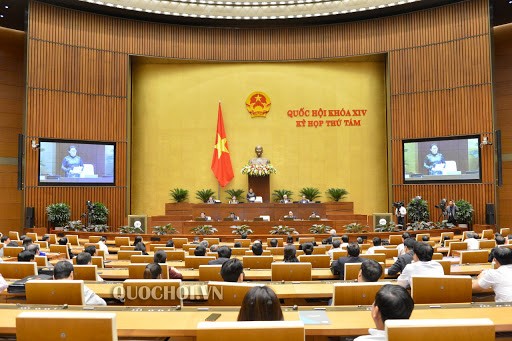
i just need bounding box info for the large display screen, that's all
[38,139,115,186]
[403,136,481,183]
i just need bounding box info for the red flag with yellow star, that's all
[211,102,234,187]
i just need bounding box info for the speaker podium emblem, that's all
[245,91,271,118]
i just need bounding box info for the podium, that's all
[248,175,270,203]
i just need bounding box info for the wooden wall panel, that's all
[25,0,495,228]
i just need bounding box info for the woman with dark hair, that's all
[237,286,284,321]
[283,244,299,262]
[134,242,149,255]
[143,263,162,279]
[286,236,294,244]
[58,237,74,259]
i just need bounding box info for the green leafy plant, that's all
[272,189,293,202]
[196,189,215,203]
[64,220,84,232]
[225,189,245,201]
[46,203,71,227]
[119,225,145,234]
[374,221,398,232]
[455,199,474,225]
[190,225,218,235]
[406,221,432,231]
[89,202,109,225]
[169,188,189,203]
[152,223,177,235]
[325,188,349,202]
[299,187,321,202]
[407,197,430,222]
[309,224,332,234]
[230,224,253,235]
[269,225,296,235]
[344,222,369,233]
[86,224,109,233]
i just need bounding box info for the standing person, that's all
[61,145,84,177]
[444,200,458,224]
[423,143,446,175]
[246,188,256,202]
[394,202,407,227]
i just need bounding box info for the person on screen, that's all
[423,143,446,175]
[61,145,84,177]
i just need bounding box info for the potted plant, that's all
[269,225,296,235]
[309,224,332,234]
[46,202,71,227]
[230,224,253,235]
[325,188,349,202]
[169,188,189,203]
[119,225,144,234]
[64,220,84,232]
[153,223,177,235]
[406,221,431,231]
[299,187,321,202]
[272,189,293,202]
[455,199,474,227]
[190,225,218,235]
[344,222,369,233]
[225,189,245,202]
[407,197,430,223]
[89,202,109,225]
[374,220,398,232]
[86,224,109,233]
[195,189,215,203]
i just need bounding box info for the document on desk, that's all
[299,310,331,325]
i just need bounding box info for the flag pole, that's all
[217,100,221,200]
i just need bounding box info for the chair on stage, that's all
[332,282,390,306]
[3,246,23,258]
[130,255,155,263]
[271,262,312,281]
[127,263,170,279]
[72,265,98,281]
[0,262,37,279]
[123,279,182,306]
[16,311,118,341]
[26,280,84,305]
[411,275,472,304]
[115,236,131,247]
[197,321,305,341]
[242,255,274,269]
[199,265,223,281]
[207,281,258,306]
[385,318,494,341]
[184,256,216,269]
[117,250,142,260]
[298,255,330,268]
[459,250,489,264]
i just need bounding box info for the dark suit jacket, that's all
[208,257,230,265]
[387,251,414,276]
[330,256,364,280]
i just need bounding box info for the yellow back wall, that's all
[131,59,388,217]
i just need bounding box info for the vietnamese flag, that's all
[211,102,234,187]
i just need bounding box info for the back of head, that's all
[23,237,33,246]
[54,260,74,280]
[494,247,512,266]
[374,284,414,323]
[220,258,244,282]
[421,235,430,242]
[302,242,314,255]
[402,232,411,240]
[269,238,278,247]
[241,233,248,239]
[356,237,364,244]
[283,244,297,261]
[143,262,162,279]
[1,235,9,243]
[217,246,231,259]
[154,250,167,263]
[251,243,263,256]
[347,242,361,257]
[233,241,242,248]
[58,237,68,245]
[330,229,337,236]
[286,236,294,244]
[26,243,40,255]
[166,240,175,247]
[41,235,50,242]
[341,235,349,243]
[360,259,382,282]
[18,250,35,262]
[134,242,146,253]
[413,242,433,261]
[496,235,506,245]
[372,237,382,246]
[84,245,97,256]
[134,236,143,245]
[332,240,341,248]
[100,236,107,243]
[237,286,284,321]
[210,244,219,253]
[404,238,416,251]
[7,241,19,247]
[76,252,92,265]
[194,245,207,256]
[200,240,209,248]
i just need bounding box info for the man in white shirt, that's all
[98,236,109,255]
[465,232,480,250]
[53,261,106,306]
[396,232,411,256]
[397,242,444,288]
[366,237,386,255]
[473,247,512,302]
[0,235,10,257]
[354,285,414,340]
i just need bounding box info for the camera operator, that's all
[394,202,407,227]
[444,199,458,224]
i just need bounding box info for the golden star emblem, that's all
[214,134,229,159]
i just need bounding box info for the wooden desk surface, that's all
[0,304,510,337]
